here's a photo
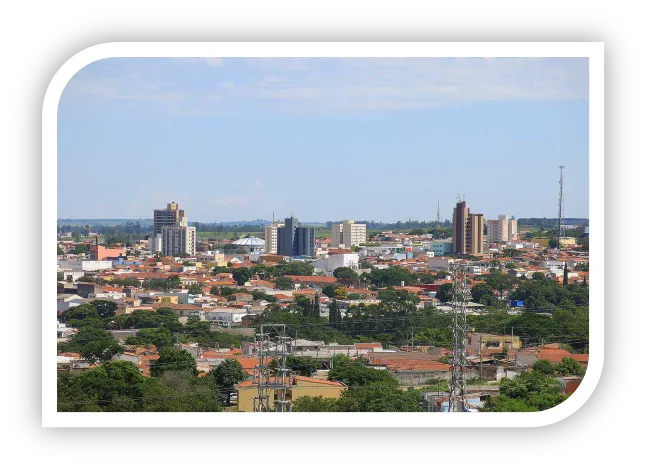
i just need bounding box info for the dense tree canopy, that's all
[483,371,567,412]
[88,300,118,319]
[150,348,198,378]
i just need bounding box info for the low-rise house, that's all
[57,293,86,312]
[235,376,347,412]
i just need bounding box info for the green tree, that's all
[57,360,145,412]
[435,283,453,303]
[141,371,223,412]
[532,359,555,375]
[151,347,198,377]
[88,299,118,320]
[167,275,182,290]
[270,356,318,377]
[554,357,584,376]
[209,285,220,295]
[274,276,294,290]
[335,385,423,412]
[60,303,99,323]
[211,359,248,405]
[232,267,252,286]
[328,356,398,387]
[188,283,203,295]
[63,327,124,364]
[126,327,174,349]
[469,284,494,304]
[322,285,337,298]
[333,267,359,285]
[334,286,348,299]
[57,245,64,255]
[482,395,538,412]
[292,395,338,412]
[548,239,558,249]
[182,317,212,337]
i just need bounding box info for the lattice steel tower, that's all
[557,165,565,250]
[447,263,469,412]
[252,323,293,412]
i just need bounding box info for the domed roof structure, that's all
[231,236,264,247]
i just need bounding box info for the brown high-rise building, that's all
[466,213,484,255]
[452,201,484,255]
[153,201,186,235]
[452,201,469,254]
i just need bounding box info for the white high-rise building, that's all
[486,215,518,243]
[148,233,163,253]
[264,223,283,254]
[161,226,196,257]
[331,220,367,248]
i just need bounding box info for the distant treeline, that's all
[324,220,452,230]
[517,218,589,228]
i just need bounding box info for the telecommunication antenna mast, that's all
[253,323,293,412]
[557,166,565,250]
[436,201,441,230]
[447,263,469,412]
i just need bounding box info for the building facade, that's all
[452,201,484,255]
[430,240,454,257]
[331,220,367,248]
[161,225,196,257]
[153,201,185,235]
[294,226,315,257]
[264,223,282,254]
[148,233,163,253]
[453,201,469,254]
[466,213,484,255]
[486,215,518,242]
[277,217,298,256]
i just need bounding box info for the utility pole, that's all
[557,165,565,251]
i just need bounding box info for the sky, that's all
[57,57,589,223]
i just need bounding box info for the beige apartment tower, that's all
[332,220,367,248]
[264,223,283,254]
[486,215,518,242]
[154,201,186,235]
[452,201,484,255]
[466,213,484,255]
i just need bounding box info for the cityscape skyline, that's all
[58,57,589,220]
[42,43,605,427]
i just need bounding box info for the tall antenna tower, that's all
[557,165,565,250]
[252,323,293,412]
[447,263,469,412]
[436,201,441,230]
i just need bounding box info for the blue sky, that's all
[58,57,589,222]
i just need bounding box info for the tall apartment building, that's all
[277,217,315,256]
[452,201,484,255]
[264,223,283,254]
[153,201,185,235]
[486,215,518,243]
[332,220,367,248]
[277,217,298,256]
[466,213,484,255]
[294,226,315,257]
[161,225,196,257]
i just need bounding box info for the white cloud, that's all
[62,57,588,114]
[200,58,223,67]
[219,81,236,91]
